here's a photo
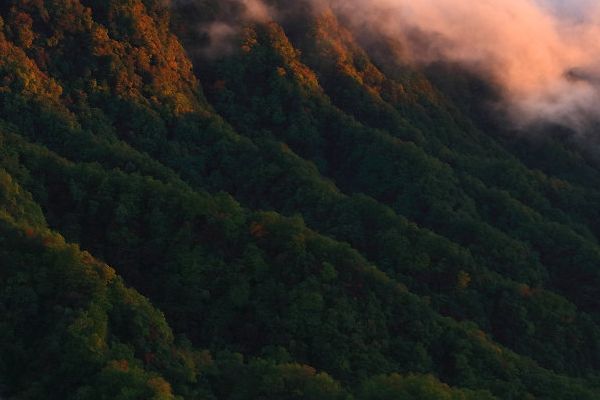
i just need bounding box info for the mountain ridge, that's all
[3,1,600,398]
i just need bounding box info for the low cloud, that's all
[325,0,600,132]
[172,0,600,133]
[172,0,275,57]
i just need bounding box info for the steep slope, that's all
[3,1,600,399]
[0,165,362,400]
[183,10,600,376]
[0,169,193,399]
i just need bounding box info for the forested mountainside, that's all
[3,0,600,398]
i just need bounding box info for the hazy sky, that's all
[539,0,597,19]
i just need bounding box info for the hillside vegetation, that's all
[2,1,600,399]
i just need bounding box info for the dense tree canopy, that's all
[3,1,600,399]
